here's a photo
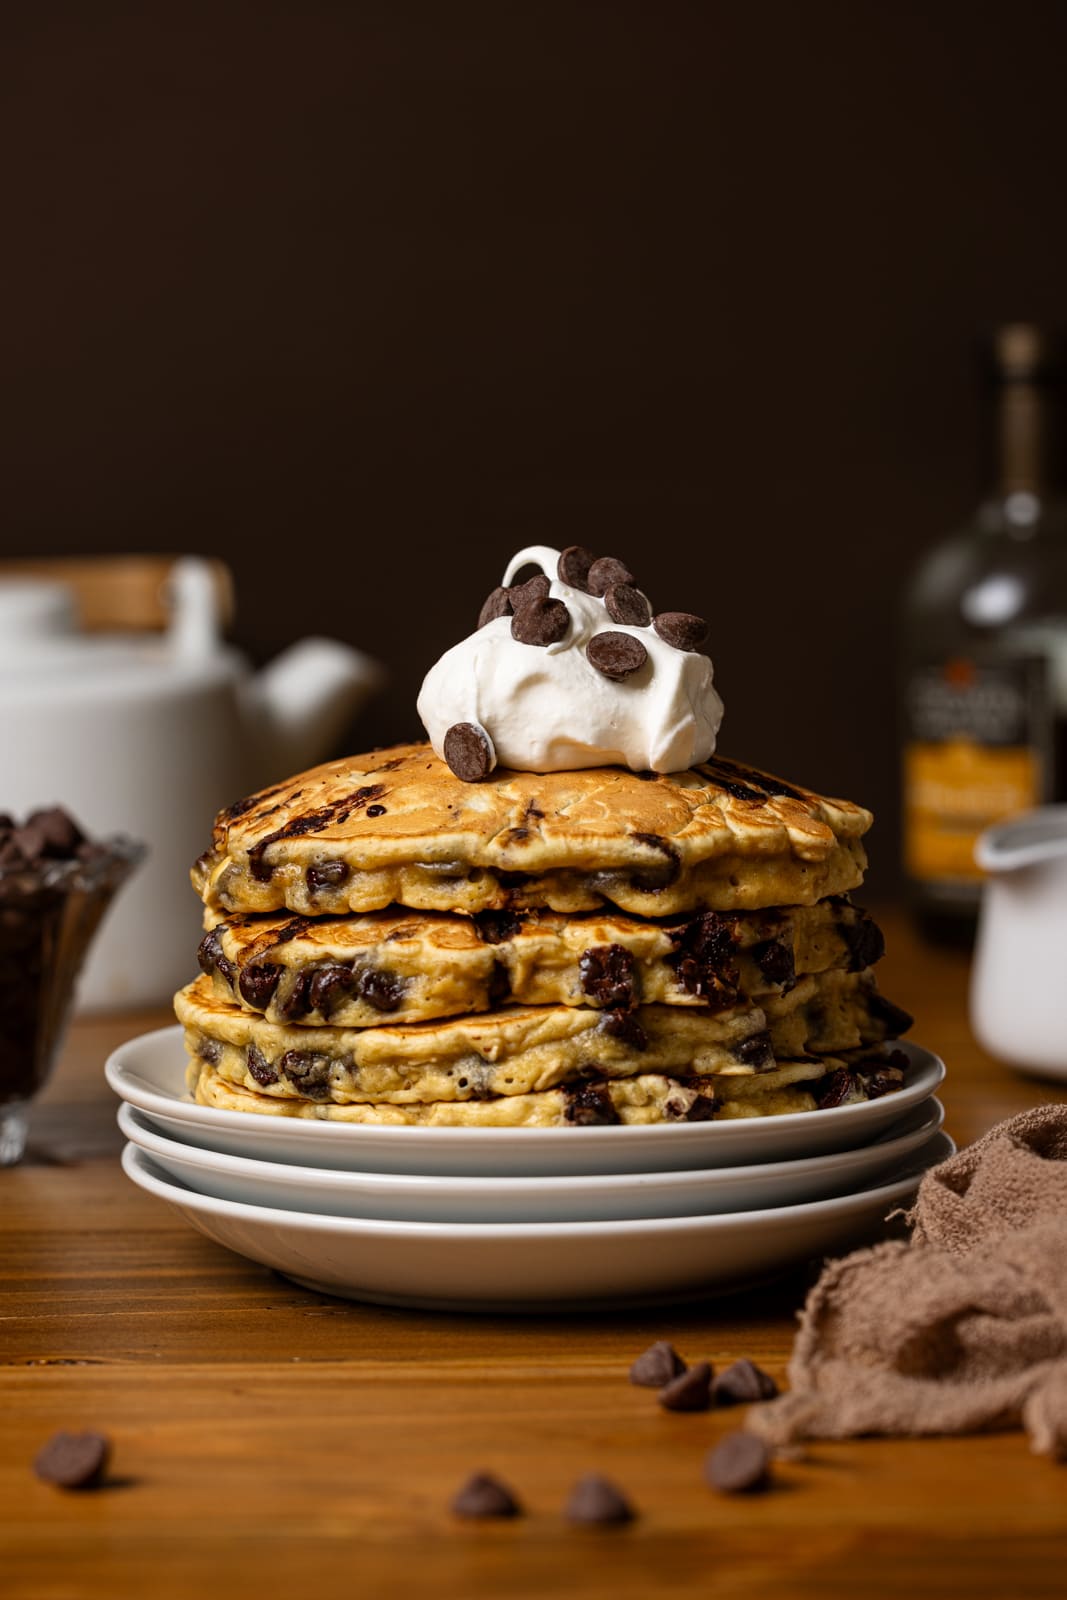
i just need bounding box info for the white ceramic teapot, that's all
[970,806,1067,1080]
[0,560,383,1008]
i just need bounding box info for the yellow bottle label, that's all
[904,735,1041,882]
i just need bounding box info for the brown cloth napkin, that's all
[749,1105,1067,1456]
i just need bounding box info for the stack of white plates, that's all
[109,1026,949,1312]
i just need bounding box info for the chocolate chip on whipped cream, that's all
[587,555,637,596]
[509,572,551,609]
[558,543,597,591]
[586,632,648,681]
[477,586,513,628]
[604,583,652,627]
[652,611,710,652]
[418,545,724,778]
[511,595,571,647]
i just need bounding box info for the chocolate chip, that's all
[564,1474,635,1526]
[275,969,313,1021]
[840,909,886,972]
[196,928,236,990]
[306,859,349,895]
[196,928,224,978]
[752,938,795,990]
[33,1430,110,1490]
[14,807,86,861]
[564,1082,620,1126]
[356,967,405,1012]
[712,1359,780,1406]
[587,556,636,596]
[478,586,513,628]
[472,910,524,945]
[704,1432,772,1494]
[366,804,386,818]
[664,1081,723,1121]
[0,834,26,867]
[812,1068,854,1108]
[653,611,709,652]
[629,1341,686,1388]
[733,1033,773,1069]
[451,1472,522,1519]
[246,1044,278,1086]
[509,573,551,609]
[579,943,637,1009]
[855,1062,906,1099]
[238,962,282,1010]
[443,722,495,782]
[280,1050,332,1094]
[511,596,570,647]
[604,584,651,627]
[667,911,741,1005]
[586,632,648,681]
[659,1361,713,1412]
[558,544,597,592]
[867,993,914,1037]
[599,1009,648,1051]
[630,832,681,890]
[678,1092,720,1121]
[700,754,805,803]
[308,964,356,1018]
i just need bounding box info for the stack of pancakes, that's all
[177,743,912,1128]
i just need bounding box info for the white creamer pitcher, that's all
[971,806,1067,1079]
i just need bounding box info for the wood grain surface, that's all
[2,910,1064,1599]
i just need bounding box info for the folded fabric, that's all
[749,1105,1067,1456]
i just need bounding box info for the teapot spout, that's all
[249,637,385,780]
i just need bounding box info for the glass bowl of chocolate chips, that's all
[0,807,143,1165]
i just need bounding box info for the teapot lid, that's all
[0,562,237,697]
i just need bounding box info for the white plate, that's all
[118,1098,946,1223]
[106,1026,946,1177]
[122,1135,953,1311]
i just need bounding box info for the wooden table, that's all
[2,910,1064,1599]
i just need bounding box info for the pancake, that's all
[173,969,909,1106]
[188,1051,906,1127]
[191,743,871,920]
[199,899,885,1029]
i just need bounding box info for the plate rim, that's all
[107,1025,946,1148]
[121,1131,955,1241]
[117,1096,945,1195]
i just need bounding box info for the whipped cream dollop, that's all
[417,545,724,776]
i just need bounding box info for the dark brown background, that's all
[3,1,1066,894]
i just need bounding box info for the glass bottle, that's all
[900,324,1067,943]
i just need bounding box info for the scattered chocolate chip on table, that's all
[658,1361,714,1413]
[564,1474,636,1526]
[629,1340,687,1388]
[450,1472,522,1519]
[33,1430,111,1490]
[705,1433,773,1495]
